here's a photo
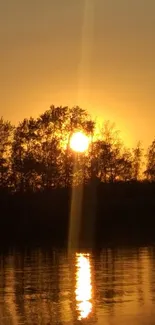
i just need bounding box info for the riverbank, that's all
[0,182,155,247]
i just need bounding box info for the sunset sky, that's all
[0,0,155,148]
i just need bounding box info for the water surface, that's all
[0,246,155,324]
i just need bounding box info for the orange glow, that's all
[70,132,90,153]
[75,253,92,320]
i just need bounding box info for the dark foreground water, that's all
[0,246,155,325]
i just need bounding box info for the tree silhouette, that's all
[0,118,14,189]
[132,141,143,181]
[0,105,155,192]
[11,118,41,191]
[89,122,132,182]
[144,139,155,181]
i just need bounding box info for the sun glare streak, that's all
[68,131,89,252]
[75,253,92,320]
[68,184,84,252]
[76,0,95,104]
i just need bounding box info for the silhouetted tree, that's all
[11,118,41,191]
[10,106,95,190]
[132,141,143,180]
[47,105,95,187]
[36,110,63,188]
[89,122,132,182]
[0,118,14,189]
[144,139,155,181]
[1,105,152,192]
[116,149,133,181]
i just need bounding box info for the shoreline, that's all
[0,182,155,247]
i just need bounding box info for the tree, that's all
[89,122,122,182]
[87,121,134,183]
[47,105,95,187]
[0,118,14,189]
[132,141,143,180]
[115,149,133,181]
[11,105,95,190]
[4,104,148,191]
[144,139,155,181]
[11,118,41,191]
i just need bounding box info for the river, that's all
[0,246,155,324]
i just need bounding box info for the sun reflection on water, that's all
[75,253,92,320]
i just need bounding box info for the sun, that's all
[70,132,90,153]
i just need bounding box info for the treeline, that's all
[0,105,155,192]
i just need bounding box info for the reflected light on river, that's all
[75,253,92,320]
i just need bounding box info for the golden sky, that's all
[0,0,155,148]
